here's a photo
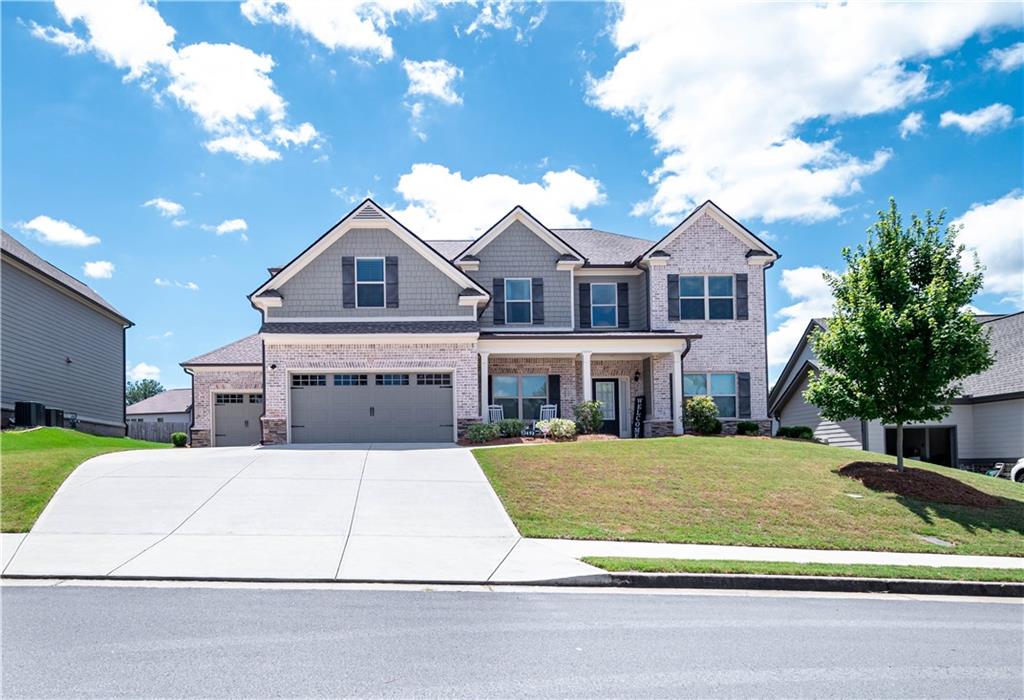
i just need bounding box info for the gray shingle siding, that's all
[573,275,648,331]
[267,228,473,319]
[1,260,125,426]
[469,221,572,329]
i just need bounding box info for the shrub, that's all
[684,395,719,435]
[777,425,814,440]
[537,418,577,440]
[574,400,605,434]
[495,418,525,438]
[170,432,188,448]
[710,418,723,435]
[736,421,760,436]
[466,422,501,444]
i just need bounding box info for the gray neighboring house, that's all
[768,312,1024,469]
[1,230,133,436]
[126,388,193,424]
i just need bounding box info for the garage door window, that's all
[492,375,547,420]
[417,373,451,387]
[292,374,326,387]
[249,394,263,403]
[216,394,244,404]
[334,374,368,386]
[376,374,409,386]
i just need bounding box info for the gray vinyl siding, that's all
[468,221,572,328]
[573,274,648,331]
[778,374,862,448]
[960,399,1023,460]
[267,228,473,319]
[1,261,125,425]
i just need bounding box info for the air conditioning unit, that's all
[45,408,64,428]
[14,402,46,427]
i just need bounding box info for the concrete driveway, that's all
[2,445,598,583]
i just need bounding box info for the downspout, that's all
[121,325,128,436]
[260,338,267,445]
[184,367,195,445]
[679,336,693,434]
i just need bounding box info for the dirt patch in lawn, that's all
[838,461,1006,509]
[459,434,620,447]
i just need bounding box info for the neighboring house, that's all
[1,229,133,436]
[768,313,1024,468]
[182,199,779,446]
[126,388,193,424]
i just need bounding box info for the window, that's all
[334,374,367,386]
[417,373,451,387]
[375,374,409,386]
[504,278,532,324]
[679,275,734,320]
[491,375,548,420]
[156,417,164,423]
[683,372,737,418]
[591,283,617,328]
[216,393,244,404]
[249,393,263,403]
[292,374,326,387]
[355,257,385,308]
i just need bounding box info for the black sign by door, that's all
[631,396,646,438]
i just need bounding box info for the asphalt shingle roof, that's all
[126,388,192,415]
[182,334,262,366]
[962,312,1023,397]
[420,229,654,266]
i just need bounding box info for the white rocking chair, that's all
[487,405,504,423]
[536,404,558,436]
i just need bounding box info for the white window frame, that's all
[683,371,738,418]
[590,282,618,328]
[355,256,386,309]
[504,278,533,325]
[491,374,547,419]
[679,274,735,321]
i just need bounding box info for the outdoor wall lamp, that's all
[633,370,641,382]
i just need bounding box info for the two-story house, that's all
[182,199,778,446]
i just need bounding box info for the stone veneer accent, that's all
[190,429,211,448]
[189,368,263,446]
[261,418,287,445]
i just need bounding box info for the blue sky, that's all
[3,1,1022,388]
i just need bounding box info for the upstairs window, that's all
[680,275,734,320]
[590,283,618,327]
[355,257,385,308]
[504,278,532,324]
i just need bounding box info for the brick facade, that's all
[189,368,263,446]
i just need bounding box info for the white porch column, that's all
[672,350,684,434]
[479,351,490,421]
[581,351,593,401]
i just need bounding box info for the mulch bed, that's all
[458,434,619,447]
[838,461,1006,509]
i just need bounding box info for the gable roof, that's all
[250,199,488,304]
[181,334,262,366]
[1,229,131,325]
[455,206,584,261]
[553,228,652,265]
[126,388,192,415]
[640,200,780,263]
[767,318,826,415]
[962,311,1024,398]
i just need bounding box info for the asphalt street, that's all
[2,584,1021,698]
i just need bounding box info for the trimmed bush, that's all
[537,418,577,440]
[777,425,814,440]
[170,432,188,448]
[574,400,605,434]
[736,421,760,436]
[495,418,525,438]
[466,422,501,444]
[684,395,719,435]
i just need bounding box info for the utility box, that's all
[45,408,64,428]
[14,402,46,427]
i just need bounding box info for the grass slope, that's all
[582,557,1024,582]
[475,436,1024,556]
[1,428,170,532]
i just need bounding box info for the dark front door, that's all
[592,379,620,435]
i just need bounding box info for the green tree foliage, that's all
[805,198,992,471]
[125,379,164,406]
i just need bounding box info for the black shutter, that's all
[532,277,544,325]
[487,375,493,412]
[735,273,748,320]
[385,256,399,308]
[342,256,355,308]
[547,374,560,417]
[617,282,629,328]
[492,278,505,325]
[737,372,751,418]
[667,274,680,321]
[579,282,591,329]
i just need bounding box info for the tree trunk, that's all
[896,422,904,473]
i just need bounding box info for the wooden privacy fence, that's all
[127,421,189,444]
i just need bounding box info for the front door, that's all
[592,379,619,435]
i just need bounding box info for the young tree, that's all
[804,198,992,472]
[126,379,164,405]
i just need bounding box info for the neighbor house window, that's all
[504,278,532,324]
[679,275,734,320]
[375,374,409,386]
[491,375,547,420]
[355,257,385,308]
[591,283,617,327]
[683,372,737,418]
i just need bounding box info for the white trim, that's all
[261,332,479,345]
[184,364,261,373]
[589,282,618,329]
[261,315,475,323]
[556,260,582,271]
[354,256,386,309]
[479,336,689,355]
[480,326,574,333]
[503,277,533,325]
[575,267,645,277]
[457,207,581,260]
[456,260,480,271]
[569,267,575,331]
[211,389,263,448]
[642,201,778,263]
[672,351,684,435]
[257,296,283,308]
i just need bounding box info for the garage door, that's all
[290,372,454,444]
[213,393,263,446]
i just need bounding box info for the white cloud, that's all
[953,191,1024,305]
[27,20,88,54]
[171,219,189,228]
[899,111,924,139]
[239,0,435,60]
[982,41,1024,72]
[767,266,835,372]
[127,361,161,381]
[82,260,115,279]
[271,122,319,146]
[390,163,605,239]
[146,330,174,340]
[209,219,248,235]
[403,59,463,105]
[143,197,184,217]
[154,277,198,291]
[588,3,1020,225]
[154,277,171,287]
[460,0,547,43]
[17,215,100,247]
[939,103,1015,135]
[204,134,281,162]
[178,281,199,291]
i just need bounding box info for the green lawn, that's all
[581,557,1024,582]
[474,436,1024,556]
[1,428,171,532]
